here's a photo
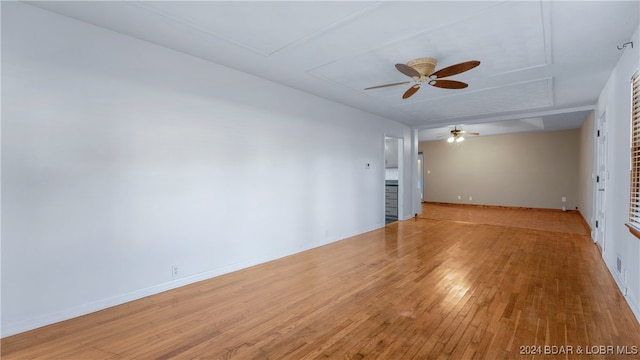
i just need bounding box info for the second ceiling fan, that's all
[365,57,480,99]
[438,126,480,143]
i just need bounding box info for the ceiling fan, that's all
[438,126,480,143]
[364,57,480,99]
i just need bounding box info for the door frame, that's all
[384,136,403,223]
[594,110,607,252]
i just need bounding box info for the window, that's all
[627,70,640,238]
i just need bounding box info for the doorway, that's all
[385,137,403,224]
[594,111,607,252]
[417,152,424,203]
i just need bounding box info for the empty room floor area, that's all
[2,205,639,359]
[420,202,590,235]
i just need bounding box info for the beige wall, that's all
[418,129,580,210]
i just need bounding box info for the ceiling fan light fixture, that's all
[407,57,437,76]
[439,126,479,142]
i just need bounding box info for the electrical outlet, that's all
[171,265,178,277]
[469,196,473,201]
[562,196,566,202]
[457,195,461,200]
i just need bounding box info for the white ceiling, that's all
[26,1,639,141]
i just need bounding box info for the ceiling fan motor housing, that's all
[364,58,478,98]
[407,57,437,76]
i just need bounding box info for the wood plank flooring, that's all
[3,204,640,359]
[420,202,590,235]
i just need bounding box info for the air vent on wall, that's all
[617,255,623,273]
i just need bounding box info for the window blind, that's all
[629,70,640,229]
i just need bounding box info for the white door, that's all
[595,111,607,251]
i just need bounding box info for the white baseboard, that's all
[1,258,267,338]
[2,224,385,338]
[606,260,626,293]
[602,258,640,324]
[626,289,640,324]
[303,223,385,252]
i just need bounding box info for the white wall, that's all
[577,110,595,230]
[0,3,412,336]
[592,24,640,321]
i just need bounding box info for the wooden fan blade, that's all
[402,84,420,99]
[466,132,480,135]
[431,60,480,79]
[429,79,468,89]
[395,63,421,78]
[364,81,411,90]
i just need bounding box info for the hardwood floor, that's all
[3,204,640,359]
[420,202,590,235]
